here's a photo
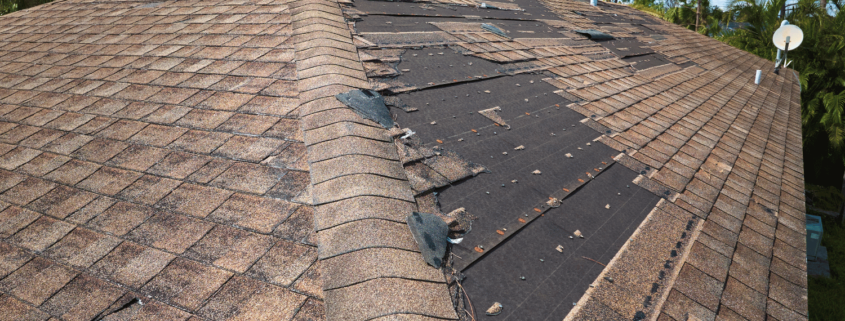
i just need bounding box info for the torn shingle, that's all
[574,29,614,41]
[406,212,449,267]
[335,89,395,129]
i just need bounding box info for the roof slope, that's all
[337,0,808,320]
[0,0,322,319]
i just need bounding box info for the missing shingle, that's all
[336,89,395,129]
[573,29,614,41]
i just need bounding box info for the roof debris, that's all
[335,89,395,129]
[565,153,573,158]
[515,145,525,150]
[478,106,511,129]
[406,212,449,267]
[486,302,504,316]
[605,204,611,209]
[574,29,614,40]
[556,245,565,252]
[574,230,583,238]
[532,170,542,175]
[481,23,510,39]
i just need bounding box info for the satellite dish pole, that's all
[772,21,803,74]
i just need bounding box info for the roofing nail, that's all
[586,142,591,146]
[431,121,437,125]
[512,179,518,183]
[605,204,610,209]
[520,276,526,280]
[540,259,544,262]
[458,138,464,141]
[486,191,490,194]
[502,152,508,155]
[530,80,535,83]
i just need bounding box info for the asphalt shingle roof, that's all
[0,0,807,319]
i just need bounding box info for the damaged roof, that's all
[0,0,807,320]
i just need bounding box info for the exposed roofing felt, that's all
[0,0,808,320]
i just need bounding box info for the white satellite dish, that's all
[773,24,803,51]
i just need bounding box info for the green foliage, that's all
[806,183,845,211]
[808,214,845,320]
[0,0,52,15]
[718,0,845,184]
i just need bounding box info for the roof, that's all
[0,0,808,320]
[0,0,320,319]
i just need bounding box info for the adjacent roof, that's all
[0,0,808,320]
[0,0,321,320]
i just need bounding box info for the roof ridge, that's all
[291,0,457,319]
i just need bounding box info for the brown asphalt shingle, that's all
[0,0,323,319]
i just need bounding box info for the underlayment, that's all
[393,73,567,142]
[387,47,502,89]
[392,70,634,271]
[622,52,675,70]
[597,38,655,58]
[461,165,660,320]
[356,16,562,38]
[352,0,558,19]
[351,1,705,319]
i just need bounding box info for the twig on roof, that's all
[581,256,607,267]
[453,270,476,321]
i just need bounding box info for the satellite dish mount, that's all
[773,21,803,74]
